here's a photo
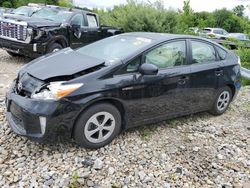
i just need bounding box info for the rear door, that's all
[188,39,224,112]
[84,14,102,43]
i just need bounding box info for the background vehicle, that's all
[6,33,241,148]
[10,4,42,17]
[228,33,249,42]
[0,5,123,57]
[0,7,13,16]
[199,28,229,39]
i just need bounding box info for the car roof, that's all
[122,32,215,43]
[203,28,224,30]
[44,6,95,15]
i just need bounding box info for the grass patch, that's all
[69,171,81,188]
[166,119,179,129]
[139,126,156,140]
[242,103,250,112]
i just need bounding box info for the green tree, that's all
[96,1,178,33]
[233,5,245,17]
[183,0,193,15]
[176,0,195,33]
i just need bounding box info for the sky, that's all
[73,0,250,17]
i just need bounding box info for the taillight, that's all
[237,56,241,65]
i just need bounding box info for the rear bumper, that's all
[0,37,47,58]
[5,87,81,142]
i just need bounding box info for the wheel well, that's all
[71,99,126,138]
[227,84,235,98]
[54,38,68,48]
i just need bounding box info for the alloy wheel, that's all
[217,91,230,111]
[52,48,60,53]
[84,112,116,143]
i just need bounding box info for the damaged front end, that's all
[5,72,83,142]
[5,49,108,142]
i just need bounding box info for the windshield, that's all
[77,35,153,65]
[12,6,38,16]
[31,8,72,22]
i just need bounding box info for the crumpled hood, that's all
[2,14,61,28]
[23,48,105,81]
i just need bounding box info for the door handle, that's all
[178,76,188,85]
[215,69,223,76]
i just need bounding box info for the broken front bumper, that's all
[5,88,81,142]
[0,38,47,58]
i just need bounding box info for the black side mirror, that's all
[139,63,158,75]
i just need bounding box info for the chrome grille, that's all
[0,21,27,41]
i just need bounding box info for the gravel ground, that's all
[0,49,250,188]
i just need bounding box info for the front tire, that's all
[74,103,122,149]
[209,86,232,115]
[6,51,23,57]
[47,43,63,54]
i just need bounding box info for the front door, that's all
[115,40,193,125]
[69,13,89,48]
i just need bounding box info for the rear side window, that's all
[202,29,211,33]
[216,46,227,60]
[191,41,216,64]
[213,30,223,35]
[87,14,98,27]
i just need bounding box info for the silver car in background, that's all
[228,33,249,42]
[199,28,229,39]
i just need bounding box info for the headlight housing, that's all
[31,82,83,100]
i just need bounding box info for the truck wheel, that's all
[74,103,122,149]
[47,43,63,53]
[6,51,23,57]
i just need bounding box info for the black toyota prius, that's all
[6,32,241,148]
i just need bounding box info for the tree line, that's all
[96,0,250,35]
[0,0,72,8]
[1,0,249,35]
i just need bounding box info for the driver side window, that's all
[71,14,84,27]
[145,41,186,69]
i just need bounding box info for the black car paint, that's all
[24,48,105,80]
[0,8,122,57]
[6,33,241,142]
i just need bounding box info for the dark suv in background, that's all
[0,5,123,57]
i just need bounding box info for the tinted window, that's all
[191,41,216,64]
[213,30,223,35]
[126,57,141,73]
[202,29,211,33]
[71,14,84,27]
[145,41,186,69]
[216,46,227,60]
[87,14,98,27]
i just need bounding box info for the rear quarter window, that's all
[215,46,227,60]
[202,29,211,33]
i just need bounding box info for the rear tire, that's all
[209,86,232,116]
[47,43,63,54]
[74,103,122,149]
